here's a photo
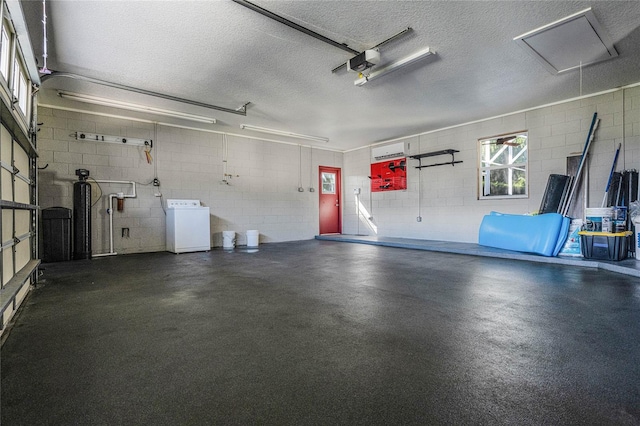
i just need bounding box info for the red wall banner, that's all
[371,158,407,192]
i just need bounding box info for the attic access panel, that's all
[514,8,618,74]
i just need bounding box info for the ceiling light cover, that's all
[240,124,329,143]
[514,8,618,74]
[354,47,435,86]
[58,91,217,123]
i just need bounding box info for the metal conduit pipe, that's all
[232,0,359,55]
[92,180,136,258]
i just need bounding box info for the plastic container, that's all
[246,230,259,247]
[612,206,627,232]
[559,219,583,257]
[633,218,640,260]
[578,231,631,261]
[585,207,613,232]
[42,207,72,262]
[222,231,235,249]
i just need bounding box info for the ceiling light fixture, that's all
[240,124,329,143]
[58,91,217,124]
[354,47,435,86]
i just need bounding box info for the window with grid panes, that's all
[478,132,528,199]
[0,22,10,81]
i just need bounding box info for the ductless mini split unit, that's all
[372,142,406,161]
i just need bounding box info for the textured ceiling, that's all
[20,0,640,151]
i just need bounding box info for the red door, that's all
[319,166,341,234]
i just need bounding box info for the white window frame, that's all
[0,15,12,87]
[321,171,336,194]
[478,131,528,200]
[12,54,29,116]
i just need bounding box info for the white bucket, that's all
[585,207,613,232]
[222,231,236,249]
[246,230,259,247]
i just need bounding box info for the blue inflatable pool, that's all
[478,212,570,257]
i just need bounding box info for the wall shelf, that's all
[410,149,462,168]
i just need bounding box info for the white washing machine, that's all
[166,199,211,253]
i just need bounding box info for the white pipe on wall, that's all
[91,180,136,258]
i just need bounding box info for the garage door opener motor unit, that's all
[347,50,380,73]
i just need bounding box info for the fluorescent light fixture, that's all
[240,124,329,143]
[58,91,216,124]
[513,8,618,74]
[355,47,435,86]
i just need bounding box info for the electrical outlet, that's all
[353,188,361,195]
[153,178,160,186]
[417,216,422,222]
[298,187,304,192]
[154,193,162,197]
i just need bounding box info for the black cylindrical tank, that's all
[73,169,92,259]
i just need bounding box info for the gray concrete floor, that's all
[316,234,640,278]
[2,240,640,424]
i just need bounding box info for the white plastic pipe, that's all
[91,180,136,258]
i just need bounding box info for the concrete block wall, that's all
[624,86,640,172]
[36,85,639,251]
[343,87,638,243]
[37,107,341,254]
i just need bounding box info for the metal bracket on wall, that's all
[410,149,463,168]
[74,131,151,147]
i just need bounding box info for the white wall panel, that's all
[343,87,636,243]
[2,209,12,243]
[13,143,29,176]
[2,249,13,286]
[15,209,29,235]
[1,169,12,200]
[14,179,29,204]
[1,125,11,160]
[15,239,29,272]
[38,108,341,253]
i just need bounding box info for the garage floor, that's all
[2,240,640,424]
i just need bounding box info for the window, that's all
[13,58,29,116]
[321,172,336,194]
[13,58,28,114]
[0,23,10,81]
[478,132,528,199]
